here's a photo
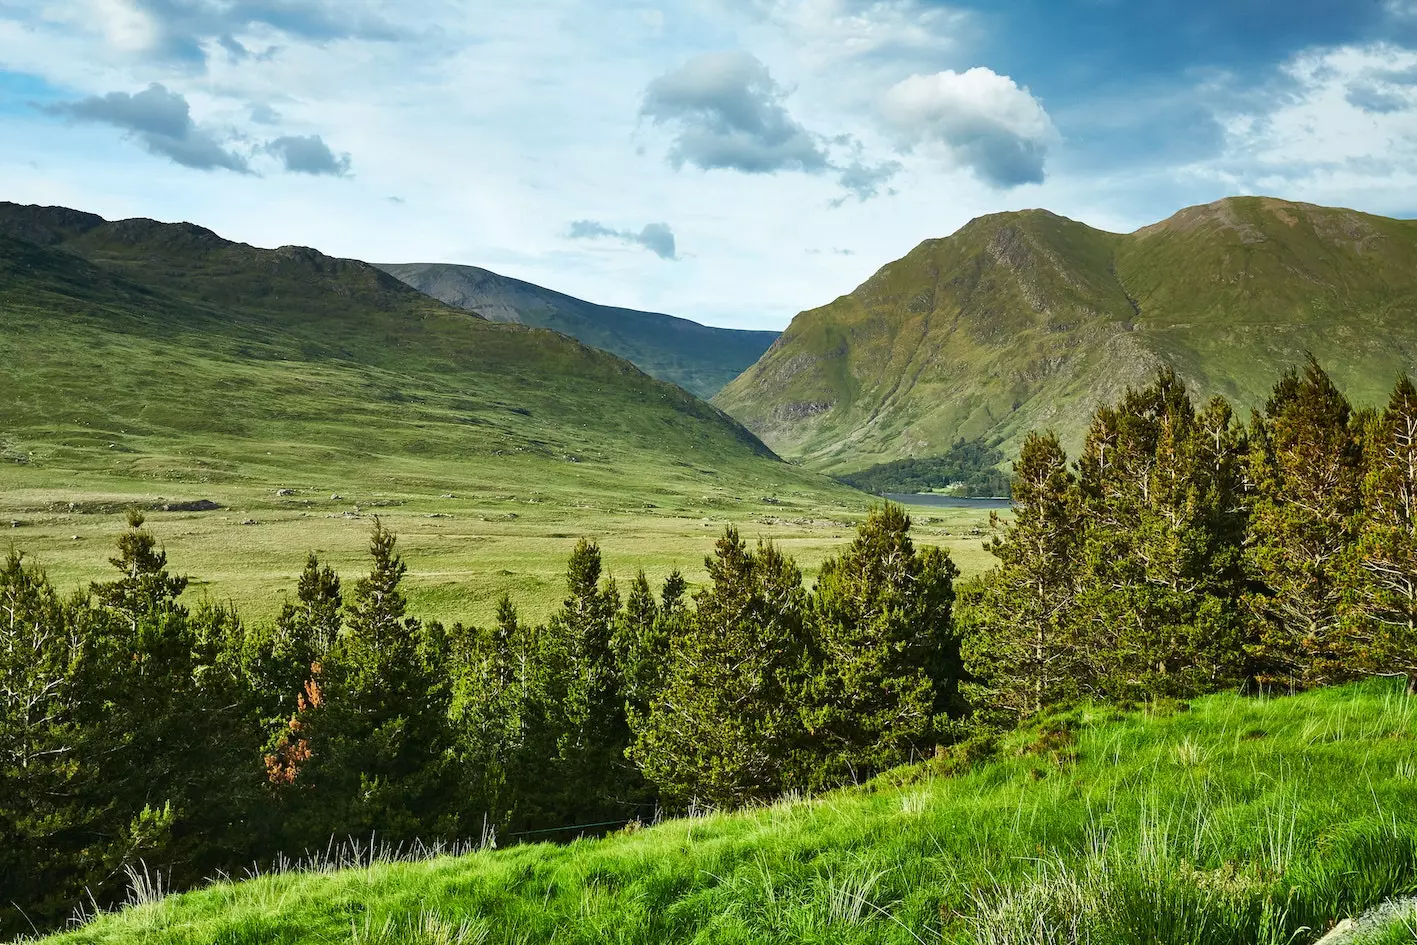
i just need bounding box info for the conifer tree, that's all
[807,503,960,783]
[449,594,537,828]
[0,553,88,936]
[77,515,263,906]
[1247,357,1365,686]
[1348,375,1417,692]
[960,432,1082,721]
[1071,371,1252,700]
[613,571,666,724]
[287,520,456,843]
[631,529,812,809]
[526,540,638,826]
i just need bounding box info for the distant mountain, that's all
[714,197,1417,473]
[0,202,837,503]
[380,262,778,399]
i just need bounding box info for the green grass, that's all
[34,681,1417,945]
[715,197,1417,471]
[0,471,995,626]
[379,263,779,400]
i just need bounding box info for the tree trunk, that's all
[1407,673,1416,696]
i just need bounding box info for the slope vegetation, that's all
[40,680,1417,945]
[715,197,1417,472]
[0,202,840,505]
[381,262,778,399]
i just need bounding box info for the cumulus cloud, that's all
[267,134,351,175]
[48,83,249,172]
[880,68,1056,188]
[641,51,828,173]
[86,0,401,66]
[569,220,678,260]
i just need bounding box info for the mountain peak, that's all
[715,196,1417,472]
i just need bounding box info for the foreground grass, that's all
[38,681,1417,945]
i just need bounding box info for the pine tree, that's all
[1247,357,1365,687]
[631,529,812,809]
[449,594,538,829]
[1348,375,1417,692]
[0,553,88,936]
[807,503,960,784]
[287,520,457,843]
[1071,371,1252,701]
[613,571,665,724]
[77,515,263,909]
[523,539,639,827]
[960,432,1082,721]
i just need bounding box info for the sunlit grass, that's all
[36,680,1417,945]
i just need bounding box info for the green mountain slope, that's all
[715,197,1417,473]
[0,202,827,504]
[38,681,1417,945]
[380,262,778,399]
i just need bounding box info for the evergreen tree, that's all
[1071,371,1252,701]
[631,529,812,809]
[1247,357,1365,687]
[0,553,88,936]
[806,503,960,784]
[524,540,639,827]
[960,432,1082,721]
[1348,375,1417,692]
[449,594,536,829]
[612,571,665,724]
[284,520,457,844]
[76,514,263,907]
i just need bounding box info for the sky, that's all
[4,1,1417,330]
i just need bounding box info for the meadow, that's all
[0,464,996,627]
[34,679,1417,945]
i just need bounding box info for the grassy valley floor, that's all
[34,680,1417,945]
[0,465,995,627]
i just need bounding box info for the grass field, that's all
[0,466,996,627]
[32,680,1417,945]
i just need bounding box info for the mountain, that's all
[379,262,778,399]
[0,202,827,504]
[714,197,1417,473]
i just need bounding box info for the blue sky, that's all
[3,1,1417,329]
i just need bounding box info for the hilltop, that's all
[715,197,1417,472]
[35,680,1417,945]
[381,262,778,399]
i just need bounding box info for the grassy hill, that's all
[0,203,879,624]
[380,262,778,399]
[36,680,1417,945]
[714,197,1417,473]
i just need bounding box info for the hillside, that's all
[37,680,1417,945]
[380,262,778,398]
[715,197,1417,472]
[0,202,794,489]
[0,204,867,621]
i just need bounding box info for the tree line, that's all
[2,358,1413,936]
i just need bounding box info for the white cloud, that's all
[1194,44,1417,207]
[880,68,1055,187]
[90,0,160,55]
